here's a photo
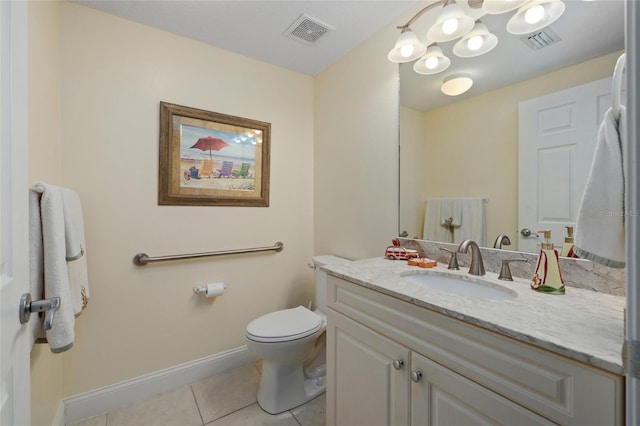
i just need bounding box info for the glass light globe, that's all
[441,74,473,96]
[425,56,439,69]
[525,4,545,24]
[400,44,415,58]
[467,35,483,51]
[442,18,459,35]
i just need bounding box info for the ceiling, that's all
[75,0,420,76]
[77,0,625,111]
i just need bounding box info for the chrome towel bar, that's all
[133,241,284,266]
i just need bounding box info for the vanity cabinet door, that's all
[410,352,554,426]
[327,308,410,426]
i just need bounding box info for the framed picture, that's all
[158,102,271,206]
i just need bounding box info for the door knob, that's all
[520,228,539,238]
[411,371,423,382]
[19,293,61,331]
[392,359,404,370]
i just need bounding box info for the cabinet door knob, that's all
[411,371,423,382]
[392,359,404,370]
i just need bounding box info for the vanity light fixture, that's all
[427,0,476,42]
[388,0,566,91]
[441,74,474,96]
[414,44,452,74]
[506,0,566,35]
[453,20,498,57]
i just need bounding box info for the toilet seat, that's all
[246,306,323,343]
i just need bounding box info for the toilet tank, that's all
[312,255,351,314]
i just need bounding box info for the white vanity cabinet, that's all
[326,275,624,426]
[410,351,553,425]
[327,309,410,426]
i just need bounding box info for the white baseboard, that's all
[63,346,254,425]
[52,400,65,426]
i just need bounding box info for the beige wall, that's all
[314,21,400,259]
[416,51,622,249]
[400,106,427,239]
[28,0,404,421]
[51,2,315,397]
[28,2,65,426]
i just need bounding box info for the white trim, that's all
[626,0,640,424]
[63,346,254,425]
[52,401,65,426]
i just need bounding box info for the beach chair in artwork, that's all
[199,159,214,178]
[217,160,234,178]
[232,162,251,178]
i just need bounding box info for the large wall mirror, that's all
[399,0,624,254]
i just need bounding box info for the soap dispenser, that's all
[560,226,579,258]
[530,230,565,294]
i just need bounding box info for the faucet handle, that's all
[439,248,459,270]
[498,258,527,281]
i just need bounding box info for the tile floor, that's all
[67,363,325,426]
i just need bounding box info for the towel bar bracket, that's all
[133,241,284,266]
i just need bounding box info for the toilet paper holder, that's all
[193,285,208,294]
[193,282,227,297]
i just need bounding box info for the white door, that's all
[0,1,31,425]
[518,77,620,253]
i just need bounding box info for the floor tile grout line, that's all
[190,385,206,426]
[290,410,303,426]
[203,401,260,425]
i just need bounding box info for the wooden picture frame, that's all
[158,102,271,206]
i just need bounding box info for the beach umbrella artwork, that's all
[190,136,230,159]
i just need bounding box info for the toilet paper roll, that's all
[205,282,225,298]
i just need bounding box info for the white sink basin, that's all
[402,273,517,300]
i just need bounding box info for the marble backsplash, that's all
[401,238,626,296]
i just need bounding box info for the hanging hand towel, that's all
[29,183,89,353]
[37,184,76,352]
[454,198,487,246]
[424,199,452,242]
[61,188,90,314]
[574,107,626,268]
[439,199,462,227]
[29,190,46,347]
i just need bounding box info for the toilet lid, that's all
[246,306,323,343]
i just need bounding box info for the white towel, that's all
[454,198,486,246]
[29,183,89,353]
[424,199,453,242]
[574,107,626,268]
[62,189,90,314]
[29,190,45,347]
[440,199,462,227]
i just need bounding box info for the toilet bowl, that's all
[245,306,326,414]
[245,255,349,414]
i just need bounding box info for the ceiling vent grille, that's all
[285,14,333,45]
[520,28,562,50]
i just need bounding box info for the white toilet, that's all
[245,255,349,414]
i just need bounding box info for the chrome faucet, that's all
[493,234,511,249]
[457,240,486,276]
[439,247,459,270]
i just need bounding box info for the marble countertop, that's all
[323,257,625,375]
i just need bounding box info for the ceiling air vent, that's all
[285,14,333,45]
[520,28,562,50]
